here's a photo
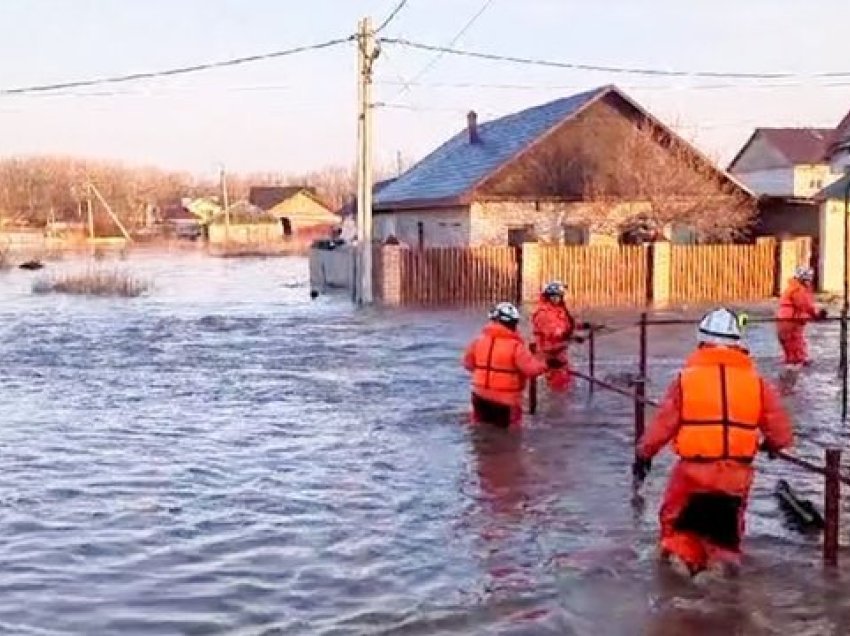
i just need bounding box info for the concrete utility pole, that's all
[355,17,378,304]
[86,184,95,242]
[220,165,231,243]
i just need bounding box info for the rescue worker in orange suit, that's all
[463,302,548,429]
[776,266,827,367]
[633,308,794,577]
[532,281,591,392]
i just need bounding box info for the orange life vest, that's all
[471,332,523,394]
[674,346,763,464]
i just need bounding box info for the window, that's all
[561,224,588,245]
[507,225,536,247]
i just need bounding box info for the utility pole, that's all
[355,17,378,304]
[86,184,95,242]
[220,165,230,244]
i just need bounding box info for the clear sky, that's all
[1,0,850,180]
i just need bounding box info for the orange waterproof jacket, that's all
[638,345,793,495]
[463,323,547,407]
[675,347,762,463]
[532,296,576,356]
[777,279,817,323]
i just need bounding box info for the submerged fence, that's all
[670,242,776,305]
[529,311,850,565]
[537,245,648,307]
[353,236,811,308]
[395,246,519,306]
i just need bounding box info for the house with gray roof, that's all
[374,85,751,248]
[728,128,838,198]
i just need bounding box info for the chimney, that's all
[467,110,480,144]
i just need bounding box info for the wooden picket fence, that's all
[670,241,775,304]
[537,245,648,307]
[381,240,795,307]
[398,246,519,305]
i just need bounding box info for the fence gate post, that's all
[824,448,841,565]
[528,343,538,415]
[588,327,596,397]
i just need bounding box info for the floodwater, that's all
[0,252,849,635]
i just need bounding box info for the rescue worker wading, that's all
[776,266,827,367]
[634,308,794,577]
[463,302,547,429]
[532,281,590,392]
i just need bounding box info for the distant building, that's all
[248,186,338,238]
[729,128,836,198]
[730,107,850,286]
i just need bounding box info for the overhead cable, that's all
[381,38,850,80]
[0,36,353,96]
[376,0,412,33]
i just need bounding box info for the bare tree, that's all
[575,118,756,241]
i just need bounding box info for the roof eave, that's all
[374,194,470,212]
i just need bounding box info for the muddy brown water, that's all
[0,253,848,635]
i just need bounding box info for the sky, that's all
[1,0,850,180]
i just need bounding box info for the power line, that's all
[0,36,353,96]
[394,0,496,97]
[376,0,412,33]
[378,78,850,91]
[381,38,850,80]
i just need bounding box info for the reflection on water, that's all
[0,252,847,634]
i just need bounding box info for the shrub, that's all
[32,268,150,297]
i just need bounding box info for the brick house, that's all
[373,85,751,248]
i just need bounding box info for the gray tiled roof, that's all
[374,86,610,208]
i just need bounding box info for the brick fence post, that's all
[521,242,541,306]
[379,245,404,306]
[651,241,671,309]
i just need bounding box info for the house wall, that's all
[470,200,657,246]
[734,168,794,196]
[269,192,337,229]
[373,207,471,247]
[793,164,836,198]
[208,223,281,245]
[819,199,847,293]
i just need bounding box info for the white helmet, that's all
[489,301,520,327]
[542,281,566,299]
[794,266,814,283]
[697,307,743,347]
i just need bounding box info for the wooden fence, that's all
[362,237,807,307]
[537,245,648,307]
[397,246,519,305]
[669,241,776,304]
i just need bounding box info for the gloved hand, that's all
[546,357,566,370]
[571,336,585,345]
[579,321,593,330]
[759,441,778,460]
[817,308,828,321]
[632,457,652,483]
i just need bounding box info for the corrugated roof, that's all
[758,128,832,164]
[374,86,610,209]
